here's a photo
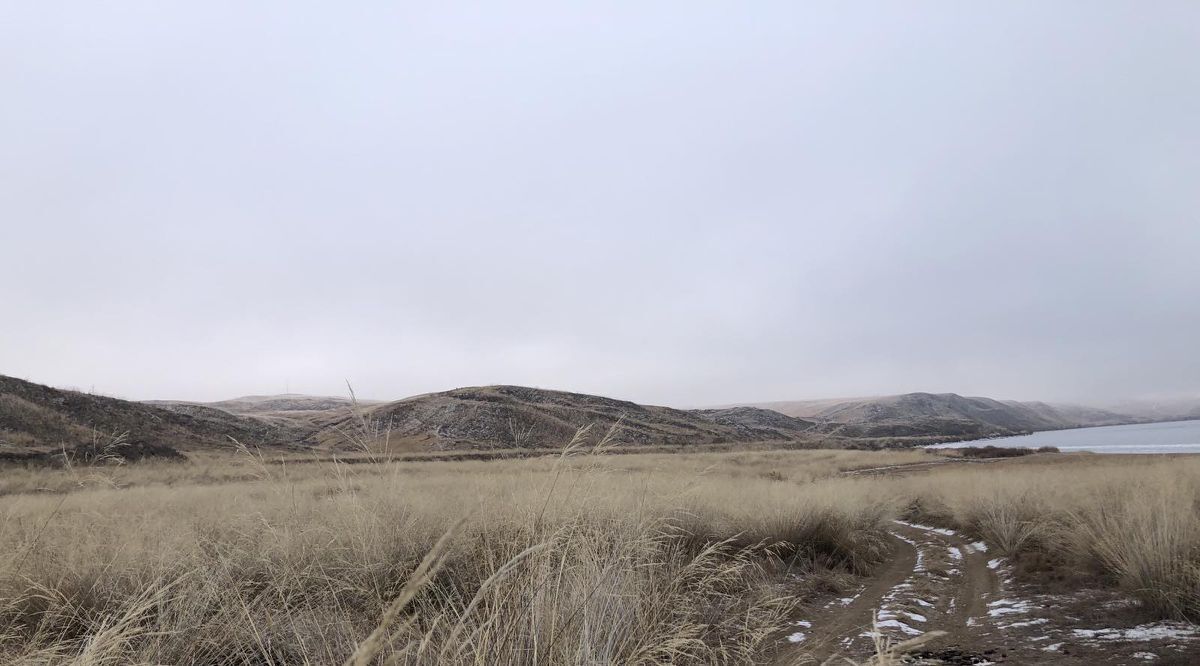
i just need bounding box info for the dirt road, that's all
[780,520,1200,664]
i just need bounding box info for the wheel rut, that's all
[780,520,1002,664]
[782,519,1200,664]
[789,530,918,660]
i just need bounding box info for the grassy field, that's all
[0,443,1197,664]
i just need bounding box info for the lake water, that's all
[927,419,1200,454]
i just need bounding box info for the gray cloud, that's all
[2,2,1198,406]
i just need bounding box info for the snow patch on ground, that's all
[1001,618,1049,629]
[986,598,1035,617]
[787,621,812,643]
[865,619,923,636]
[1072,623,1199,642]
[891,532,925,572]
[987,558,1005,570]
[912,521,949,535]
[894,520,958,537]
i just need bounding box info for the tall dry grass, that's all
[0,443,902,664]
[4,444,1195,664]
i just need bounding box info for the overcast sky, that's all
[2,2,1198,407]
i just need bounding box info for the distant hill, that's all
[0,375,302,457]
[309,385,820,451]
[6,373,1181,458]
[3,378,820,457]
[149,394,373,415]
[743,392,1135,439]
[1101,397,1200,423]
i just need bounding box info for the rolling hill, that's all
[147,393,376,437]
[149,394,372,415]
[744,392,1135,438]
[4,374,1173,459]
[1102,397,1200,423]
[0,375,303,458]
[1,377,823,457]
[308,385,820,451]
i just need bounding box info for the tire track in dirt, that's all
[781,521,1003,664]
[790,457,1200,664]
[785,531,919,661]
[947,531,1000,626]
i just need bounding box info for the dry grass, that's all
[0,448,933,497]
[0,444,910,664]
[1,445,1196,664]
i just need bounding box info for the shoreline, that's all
[926,418,1200,454]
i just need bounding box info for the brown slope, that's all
[0,375,304,454]
[309,385,818,451]
[149,394,374,415]
[147,394,370,440]
[1010,400,1134,429]
[745,392,1135,439]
